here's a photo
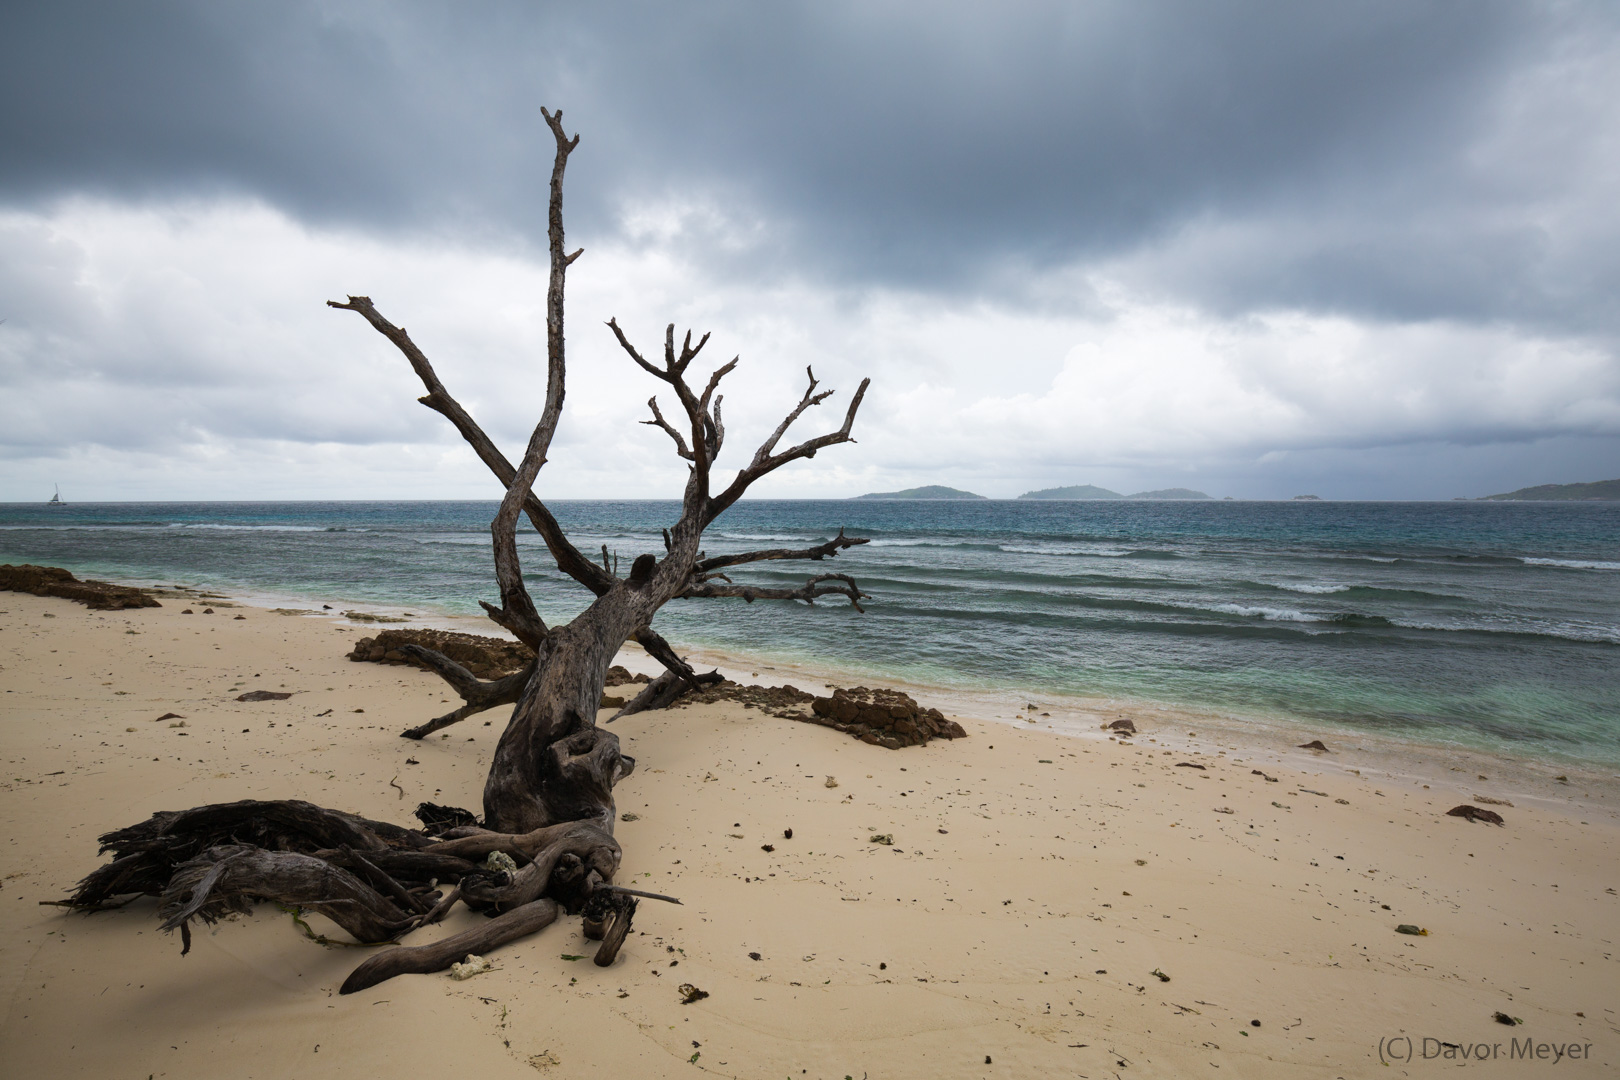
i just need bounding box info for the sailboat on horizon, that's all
[48,484,63,507]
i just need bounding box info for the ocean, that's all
[3,498,1617,767]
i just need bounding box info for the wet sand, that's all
[2,590,1616,1077]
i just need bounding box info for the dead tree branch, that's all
[693,528,868,575]
[395,647,536,740]
[679,572,868,611]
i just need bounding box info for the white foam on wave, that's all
[1207,602,1321,622]
[714,533,818,543]
[1387,616,1620,644]
[866,538,980,548]
[1272,582,1352,594]
[165,523,326,532]
[1522,557,1620,571]
[1000,543,1134,558]
[1168,600,1322,622]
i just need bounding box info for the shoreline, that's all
[23,562,1620,816]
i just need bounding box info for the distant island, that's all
[1129,488,1214,500]
[851,485,987,500]
[1018,484,1123,500]
[1479,478,1620,501]
[1018,484,1213,500]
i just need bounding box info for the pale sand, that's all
[2,591,1617,1078]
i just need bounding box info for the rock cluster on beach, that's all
[0,564,160,611]
[807,686,968,749]
[347,628,533,679]
[667,680,965,749]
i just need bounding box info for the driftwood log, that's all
[60,106,871,992]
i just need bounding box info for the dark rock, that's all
[236,690,292,702]
[0,564,161,610]
[1106,719,1137,734]
[347,628,533,679]
[1446,804,1505,825]
[1298,740,1331,752]
[605,665,652,686]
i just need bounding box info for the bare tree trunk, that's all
[59,104,871,997]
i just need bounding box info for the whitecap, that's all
[165,523,324,532]
[1203,603,1322,622]
[1521,557,1620,571]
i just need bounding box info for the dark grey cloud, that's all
[6,0,1614,335]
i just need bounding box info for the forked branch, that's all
[325,295,613,598]
[694,528,868,575]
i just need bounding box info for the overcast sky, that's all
[3,0,1618,501]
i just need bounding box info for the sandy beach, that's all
[2,588,1617,1078]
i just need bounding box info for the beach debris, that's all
[677,983,709,1004]
[825,776,839,788]
[1151,968,1171,982]
[1251,1020,1262,1028]
[203,608,214,614]
[1175,762,1205,770]
[1298,740,1330,752]
[1395,924,1429,936]
[1300,788,1329,796]
[1493,1012,1522,1026]
[1447,805,1505,825]
[760,844,774,852]
[404,757,419,765]
[869,834,894,845]
[344,610,408,624]
[560,953,585,961]
[1252,770,1278,782]
[1106,719,1137,734]
[182,609,194,614]
[484,850,518,874]
[1335,798,1350,804]
[620,812,639,821]
[155,712,184,722]
[449,954,494,980]
[1555,775,1569,783]
[1213,806,1234,814]
[749,951,762,960]
[234,614,245,620]
[1134,859,1147,866]
[1271,801,1290,809]
[1473,795,1513,807]
[349,628,533,679]
[783,828,793,839]
[800,686,966,748]
[0,564,161,610]
[237,690,292,702]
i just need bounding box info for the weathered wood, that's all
[69,105,877,1002]
[396,648,534,739]
[159,845,412,948]
[339,898,561,994]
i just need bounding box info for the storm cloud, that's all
[2,1,1617,499]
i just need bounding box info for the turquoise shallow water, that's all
[3,498,1617,766]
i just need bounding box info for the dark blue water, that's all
[4,499,1617,765]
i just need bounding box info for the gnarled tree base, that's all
[65,799,642,991]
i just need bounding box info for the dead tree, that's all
[59,107,870,991]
